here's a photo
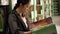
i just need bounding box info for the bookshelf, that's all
[30,0,52,22]
[0,0,10,32]
[52,0,60,16]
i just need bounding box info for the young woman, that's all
[8,0,31,34]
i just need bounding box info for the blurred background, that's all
[0,0,60,34]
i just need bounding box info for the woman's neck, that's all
[16,8,25,17]
[16,8,22,14]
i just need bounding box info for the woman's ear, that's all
[20,3,22,6]
[19,3,24,8]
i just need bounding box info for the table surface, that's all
[32,24,57,34]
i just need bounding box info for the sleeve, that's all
[8,14,24,34]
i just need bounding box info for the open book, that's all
[30,17,53,30]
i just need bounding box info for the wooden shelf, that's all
[0,5,9,7]
[36,4,41,6]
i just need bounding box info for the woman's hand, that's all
[24,31,31,34]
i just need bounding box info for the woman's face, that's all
[22,2,31,14]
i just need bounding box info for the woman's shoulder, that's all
[8,10,16,18]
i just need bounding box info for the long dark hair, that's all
[13,0,30,10]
